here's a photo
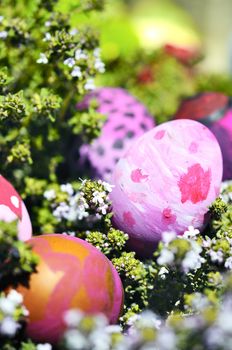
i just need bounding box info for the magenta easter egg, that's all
[18,234,124,344]
[77,87,155,180]
[175,92,232,180]
[0,175,32,241]
[110,120,223,255]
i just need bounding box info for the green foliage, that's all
[98,49,196,123]
[0,220,39,291]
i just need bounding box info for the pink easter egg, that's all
[0,175,32,241]
[175,92,232,180]
[18,234,124,343]
[76,87,155,180]
[110,120,223,256]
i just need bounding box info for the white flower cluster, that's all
[44,183,89,222]
[63,309,120,350]
[44,180,114,224]
[157,223,232,275]
[0,16,8,39]
[89,179,114,216]
[62,46,104,90]
[157,226,205,273]
[63,309,177,350]
[0,290,28,337]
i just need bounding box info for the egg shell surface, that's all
[0,175,32,241]
[77,87,155,180]
[18,234,124,344]
[110,119,223,255]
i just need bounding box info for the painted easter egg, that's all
[110,119,223,256]
[0,175,32,241]
[175,92,232,180]
[18,234,123,344]
[76,87,155,180]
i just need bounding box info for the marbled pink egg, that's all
[175,92,232,180]
[77,87,155,180]
[0,175,32,241]
[110,120,223,256]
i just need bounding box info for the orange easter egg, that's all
[18,234,123,344]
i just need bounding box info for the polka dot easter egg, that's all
[175,92,232,180]
[18,234,124,344]
[76,87,155,180]
[110,120,223,256]
[0,175,32,241]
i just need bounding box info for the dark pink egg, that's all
[77,87,155,180]
[0,175,32,241]
[175,92,232,180]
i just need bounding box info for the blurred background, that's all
[58,0,232,74]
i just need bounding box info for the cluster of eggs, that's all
[3,86,230,342]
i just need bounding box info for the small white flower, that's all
[0,31,8,39]
[100,180,114,193]
[61,183,74,196]
[183,225,200,239]
[208,249,224,263]
[137,311,162,330]
[64,329,89,349]
[98,203,108,215]
[157,249,174,265]
[0,298,16,315]
[64,309,83,328]
[36,344,52,350]
[156,327,177,350]
[37,53,48,64]
[92,191,106,204]
[202,236,212,248]
[7,290,23,306]
[43,32,52,41]
[182,250,204,273]
[70,28,78,36]
[93,48,101,58]
[45,21,51,27]
[44,189,56,200]
[75,49,88,61]
[161,231,177,245]
[158,266,169,279]
[94,58,105,73]
[64,57,75,68]
[71,66,82,78]
[0,317,19,336]
[225,256,232,269]
[84,78,95,91]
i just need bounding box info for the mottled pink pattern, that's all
[110,120,223,256]
[0,175,32,241]
[178,164,211,204]
[76,88,155,180]
[25,235,123,344]
[131,169,149,183]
